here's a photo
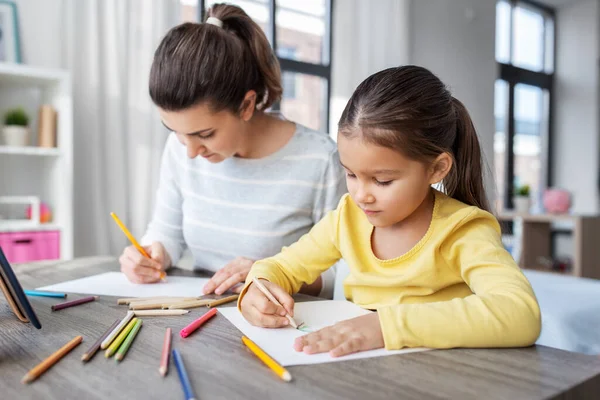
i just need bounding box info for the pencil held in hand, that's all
[251,278,298,328]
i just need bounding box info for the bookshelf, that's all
[497,212,600,280]
[0,62,73,261]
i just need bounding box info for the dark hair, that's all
[338,65,490,212]
[149,3,282,113]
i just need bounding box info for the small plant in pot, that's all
[2,107,30,147]
[513,184,531,214]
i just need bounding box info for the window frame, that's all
[198,0,334,132]
[497,0,556,210]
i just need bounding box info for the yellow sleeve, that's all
[377,211,541,350]
[237,198,345,307]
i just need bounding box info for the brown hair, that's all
[149,3,282,113]
[338,65,490,212]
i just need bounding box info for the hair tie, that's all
[206,17,223,28]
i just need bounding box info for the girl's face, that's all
[158,96,254,163]
[337,134,448,228]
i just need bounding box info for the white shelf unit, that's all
[0,62,73,260]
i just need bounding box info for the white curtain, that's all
[329,0,411,136]
[60,0,180,257]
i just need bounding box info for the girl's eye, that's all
[198,131,215,139]
[346,172,356,178]
[374,179,393,186]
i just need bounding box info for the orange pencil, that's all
[110,212,166,281]
[21,336,83,383]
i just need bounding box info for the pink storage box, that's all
[0,231,60,264]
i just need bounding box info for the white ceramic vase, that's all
[513,196,530,214]
[2,125,29,146]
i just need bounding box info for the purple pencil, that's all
[51,296,99,311]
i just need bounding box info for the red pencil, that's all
[180,308,217,338]
[51,296,98,311]
[159,328,172,377]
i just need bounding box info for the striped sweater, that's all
[141,124,347,297]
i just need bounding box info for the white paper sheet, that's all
[219,300,428,366]
[37,272,209,298]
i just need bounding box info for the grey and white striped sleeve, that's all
[141,136,187,266]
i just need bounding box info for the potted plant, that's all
[2,107,30,147]
[513,184,530,214]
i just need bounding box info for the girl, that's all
[239,65,541,356]
[118,3,346,298]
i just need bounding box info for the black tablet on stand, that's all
[0,247,41,329]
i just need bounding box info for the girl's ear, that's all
[239,90,258,121]
[429,152,453,185]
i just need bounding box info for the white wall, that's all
[553,0,600,214]
[410,0,497,200]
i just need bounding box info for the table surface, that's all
[1,257,600,400]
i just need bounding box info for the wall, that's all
[553,0,600,214]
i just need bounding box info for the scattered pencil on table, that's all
[130,298,198,310]
[115,318,143,362]
[242,336,292,382]
[159,328,172,377]
[180,307,218,338]
[117,296,186,305]
[24,290,67,298]
[101,311,134,349]
[51,296,98,311]
[81,318,120,362]
[105,318,138,358]
[21,335,83,384]
[172,349,197,400]
[206,294,239,308]
[251,277,298,328]
[134,309,189,317]
[111,212,166,281]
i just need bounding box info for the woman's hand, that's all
[240,279,295,328]
[293,313,385,357]
[202,257,254,295]
[119,242,169,284]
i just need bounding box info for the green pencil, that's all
[105,318,137,358]
[115,318,143,362]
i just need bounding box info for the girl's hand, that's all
[240,280,295,328]
[293,313,385,357]
[202,257,255,295]
[119,242,169,284]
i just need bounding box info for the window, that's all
[495,0,554,212]
[190,0,332,132]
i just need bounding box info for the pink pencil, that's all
[51,296,98,311]
[159,328,172,377]
[180,308,217,338]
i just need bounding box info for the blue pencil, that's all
[172,349,196,400]
[24,290,67,298]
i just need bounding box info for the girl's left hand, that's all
[293,313,385,357]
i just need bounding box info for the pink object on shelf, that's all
[0,231,60,263]
[543,188,571,214]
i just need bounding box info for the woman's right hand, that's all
[240,279,295,328]
[119,241,169,284]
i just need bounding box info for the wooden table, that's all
[2,257,600,400]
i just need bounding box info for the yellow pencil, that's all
[242,336,292,382]
[110,212,166,281]
[105,318,138,358]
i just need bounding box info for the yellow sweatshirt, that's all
[240,191,541,350]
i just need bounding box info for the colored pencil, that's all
[242,336,292,382]
[51,295,98,311]
[21,336,83,384]
[207,294,239,308]
[81,319,120,362]
[159,328,172,377]
[110,212,166,281]
[24,290,67,298]
[118,296,190,305]
[180,308,217,338]
[101,311,134,349]
[251,277,298,328]
[172,349,196,400]
[130,298,198,310]
[167,299,213,310]
[134,309,189,317]
[105,318,138,357]
[115,318,143,361]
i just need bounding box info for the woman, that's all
[118,3,346,298]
